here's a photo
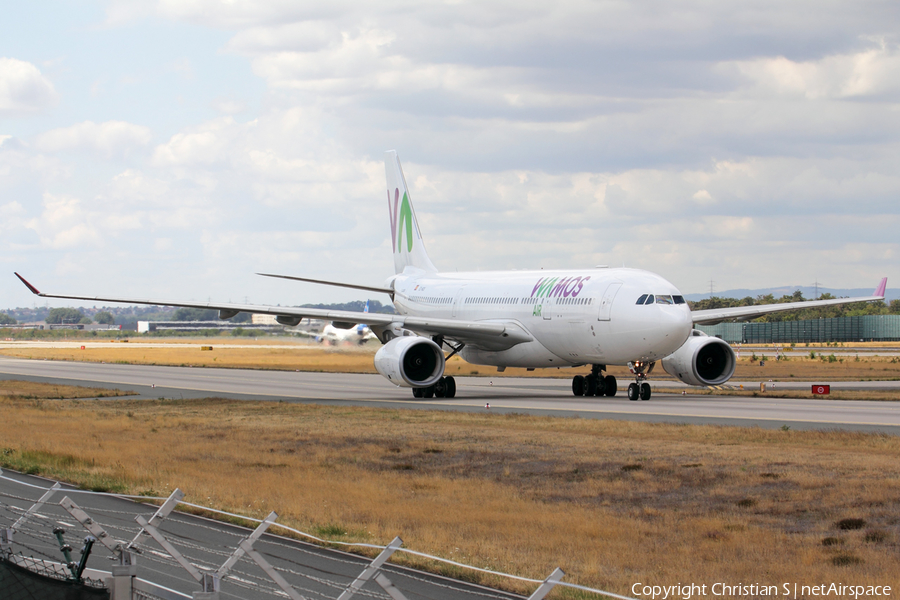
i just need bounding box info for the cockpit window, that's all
[656,295,674,305]
[644,294,654,305]
[636,294,648,305]
[673,295,685,304]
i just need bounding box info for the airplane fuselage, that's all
[390,266,694,369]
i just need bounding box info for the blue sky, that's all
[2,1,899,310]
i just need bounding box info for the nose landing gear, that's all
[572,364,617,397]
[626,361,655,401]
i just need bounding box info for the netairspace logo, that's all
[631,582,892,600]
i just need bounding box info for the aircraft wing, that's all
[14,273,532,351]
[691,278,887,325]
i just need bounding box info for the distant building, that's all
[698,315,900,343]
[137,321,278,333]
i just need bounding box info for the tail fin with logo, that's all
[385,150,438,275]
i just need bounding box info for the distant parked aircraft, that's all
[316,301,376,345]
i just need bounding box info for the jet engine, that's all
[374,336,445,388]
[661,330,736,387]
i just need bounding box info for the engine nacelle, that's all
[276,315,302,327]
[374,336,445,388]
[661,331,736,387]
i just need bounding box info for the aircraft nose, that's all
[652,305,693,355]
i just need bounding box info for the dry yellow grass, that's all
[1,397,897,597]
[732,355,900,381]
[3,343,900,383]
[657,387,900,401]
[0,345,382,373]
[0,379,133,399]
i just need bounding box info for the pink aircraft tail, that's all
[874,277,888,298]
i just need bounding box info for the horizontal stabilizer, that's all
[256,273,394,296]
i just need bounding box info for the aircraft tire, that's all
[586,375,598,396]
[434,378,447,398]
[627,383,639,401]
[604,375,617,397]
[640,382,651,401]
[423,385,435,399]
[412,387,424,398]
[444,376,456,398]
[572,375,585,396]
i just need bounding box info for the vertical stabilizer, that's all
[385,150,438,274]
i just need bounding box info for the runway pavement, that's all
[1,357,898,433]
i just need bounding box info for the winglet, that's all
[14,272,42,295]
[874,277,887,298]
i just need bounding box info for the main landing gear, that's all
[412,376,457,399]
[572,364,617,397]
[411,335,461,399]
[626,361,654,401]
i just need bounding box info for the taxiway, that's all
[1,357,898,433]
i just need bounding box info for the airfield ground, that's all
[2,338,900,387]
[1,340,898,596]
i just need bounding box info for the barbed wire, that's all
[1,470,627,599]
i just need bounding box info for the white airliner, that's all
[314,302,377,345]
[15,151,887,401]
[316,322,376,346]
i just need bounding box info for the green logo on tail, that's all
[397,192,413,253]
[389,188,415,254]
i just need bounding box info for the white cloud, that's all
[0,57,58,114]
[152,117,237,166]
[5,2,900,308]
[35,121,153,158]
[170,57,195,80]
[692,189,714,204]
[210,97,247,114]
[26,193,102,250]
[724,40,900,100]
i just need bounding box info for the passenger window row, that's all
[635,294,685,305]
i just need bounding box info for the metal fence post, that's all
[59,495,135,599]
[527,567,565,600]
[337,536,404,600]
[216,511,310,600]
[135,514,204,580]
[59,496,125,555]
[0,528,13,552]
[2,475,62,552]
[216,511,277,579]
[375,573,411,600]
[238,538,307,600]
[192,573,220,600]
[128,488,184,552]
[11,481,61,533]
[109,551,137,600]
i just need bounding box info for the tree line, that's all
[0,300,395,328]
[688,291,900,322]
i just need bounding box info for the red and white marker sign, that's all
[812,385,831,395]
